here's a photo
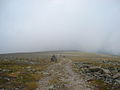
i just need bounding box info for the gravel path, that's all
[36,58,92,90]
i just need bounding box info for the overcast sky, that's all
[0,0,120,54]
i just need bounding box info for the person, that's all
[51,55,57,62]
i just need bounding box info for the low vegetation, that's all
[0,53,52,90]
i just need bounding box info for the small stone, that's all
[102,69,111,74]
[47,85,54,90]
[113,73,120,79]
[115,80,120,84]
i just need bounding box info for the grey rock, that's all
[113,73,120,79]
[102,69,111,74]
[88,67,104,74]
[115,80,120,84]
[47,85,54,90]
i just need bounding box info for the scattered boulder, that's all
[102,69,111,74]
[88,67,104,74]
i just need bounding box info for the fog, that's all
[0,0,120,55]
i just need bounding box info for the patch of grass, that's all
[90,79,112,90]
[49,77,61,85]
[25,81,38,90]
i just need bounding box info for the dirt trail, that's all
[36,58,91,90]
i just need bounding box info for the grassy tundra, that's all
[0,52,53,90]
[0,51,120,90]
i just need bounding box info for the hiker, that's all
[51,55,57,62]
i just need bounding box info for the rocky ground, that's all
[0,52,120,90]
[72,57,120,90]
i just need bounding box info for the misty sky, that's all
[0,0,120,54]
